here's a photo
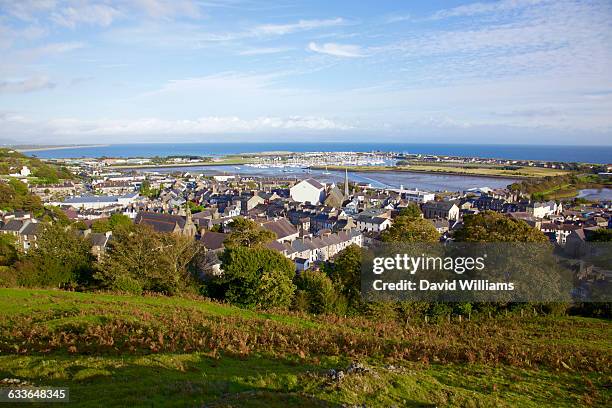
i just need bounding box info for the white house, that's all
[529,201,559,218]
[399,186,435,203]
[213,175,235,182]
[9,166,31,178]
[355,214,392,232]
[290,178,326,205]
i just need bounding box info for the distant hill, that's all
[0,148,74,185]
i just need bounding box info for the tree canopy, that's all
[380,216,439,243]
[91,213,132,233]
[217,246,295,309]
[15,223,93,288]
[455,211,548,242]
[223,217,276,248]
[95,224,199,295]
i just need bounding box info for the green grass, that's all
[0,288,610,407]
[316,164,568,179]
[1,353,607,407]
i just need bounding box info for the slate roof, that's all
[261,218,298,240]
[422,201,457,212]
[268,230,361,255]
[135,212,185,233]
[304,178,324,190]
[20,222,39,236]
[200,231,228,251]
[1,219,23,232]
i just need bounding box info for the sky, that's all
[0,0,611,145]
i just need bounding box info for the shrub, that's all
[218,246,295,309]
[295,270,340,314]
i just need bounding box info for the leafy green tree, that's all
[326,244,363,311]
[16,223,94,287]
[91,213,132,233]
[95,225,199,295]
[256,268,296,309]
[295,270,343,314]
[0,180,43,214]
[0,234,18,266]
[187,201,205,213]
[42,206,71,226]
[380,216,439,243]
[218,246,295,309]
[454,211,548,242]
[398,203,422,219]
[223,217,276,248]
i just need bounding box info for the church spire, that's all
[344,168,349,198]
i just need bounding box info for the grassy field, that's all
[0,289,610,407]
[317,164,569,179]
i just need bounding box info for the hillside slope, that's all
[0,148,74,185]
[0,289,610,407]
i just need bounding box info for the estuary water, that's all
[139,165,515,192]
[24,142,612,164]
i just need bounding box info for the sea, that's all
[23,142,612,164]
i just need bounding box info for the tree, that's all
[91,213,132,233]
[43,206,71,227]
[380,216,439,243]
[95,225,199,295]
[587,228,612,242]
[16,223,94,288]
[399,203,423,219]
[0,180,43,214]
[295,270,343,314]
[0,234,18,266]
[326,244,363,311]
[223,217,276,248]
[218,246,295,309]
[187,201,205,213]
[454,211,548,242]
[139,179,160,198]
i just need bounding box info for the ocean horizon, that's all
[22,142,612,164]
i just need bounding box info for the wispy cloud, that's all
[238,46,294,56]
[1,0,204,26]
[253,18,346,36]
[0,114,353,141]
[430,0,549,20]
[12,41,85,62]
[0,76,55,93]
[50,3,122,28]
[385,14,411,23]
[308,42,365,58]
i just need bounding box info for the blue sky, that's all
[0,0,611,145]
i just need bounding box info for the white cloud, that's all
[0,76,55,93]
[238,47,294,56]
[0,115,352,140]
[130,0,203,19]
[308,42,365,58]
[50,3,122,28]
[253,18,346,36]
[385,14,411,23]
[12,41,85,62]
[431,0,549,20]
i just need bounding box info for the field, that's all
[318,164,569,179]
[0,289,610,407]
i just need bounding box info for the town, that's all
[3,149,610,279]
